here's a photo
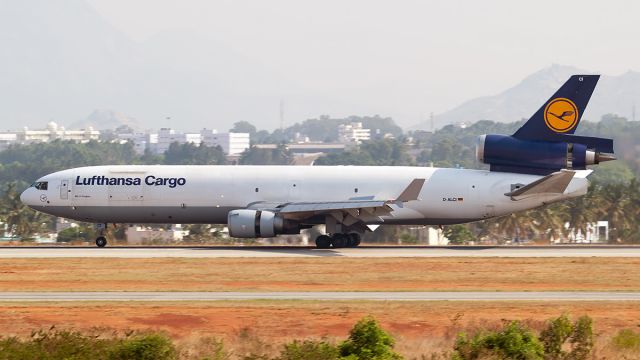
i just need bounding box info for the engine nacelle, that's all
[227,209,300,238]
[476,134,612,174]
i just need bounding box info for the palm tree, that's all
[592,182,632,243]
[489,210,537,244]
[531,204,568,243]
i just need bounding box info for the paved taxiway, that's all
[0,291,639,301]
[0,246,638,258]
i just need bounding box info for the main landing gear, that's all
[315,233,361,249]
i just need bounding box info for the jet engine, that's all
[476,134,614,174]
[227,209,300,238]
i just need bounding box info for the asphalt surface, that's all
[0,245,638,258]
[0,291,639,301]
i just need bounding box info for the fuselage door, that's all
[60,179,69,200]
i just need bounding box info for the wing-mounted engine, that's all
[227,209,301,238]
[476,134,615,175]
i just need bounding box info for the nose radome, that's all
[20,188,31,205]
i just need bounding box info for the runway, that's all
[0,291,639,301]
[0,246,638,258]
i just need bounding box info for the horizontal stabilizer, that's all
[505,170,575,200]
[396,178,426,202]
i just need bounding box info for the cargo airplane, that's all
[21,75,615,248]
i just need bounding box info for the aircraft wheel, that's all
[95,236,107,248]
[348,233,361,247]
[315,235,331,249]
[331,233,348,248]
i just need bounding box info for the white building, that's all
[338,122,371,144]
[116,132,152,155]
[0,122,100,148]
[201,129,250,155]
[155,128,203,154]
[125,224,189,245]
[0,133,18,151]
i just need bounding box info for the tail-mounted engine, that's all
[227,209,300,238]
[476,134,615,175]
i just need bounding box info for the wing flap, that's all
[279,200,390,213]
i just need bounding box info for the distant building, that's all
[338,122,371,144]
[201,129,250,155]
[0,123,250,156]
[560,221,609,243]
[156,128,202,154]
[0,122,100,150]
[125,224,189,245]
[115,131,154,155]
[0,133,18,151]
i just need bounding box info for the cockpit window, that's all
[32,182,48,190]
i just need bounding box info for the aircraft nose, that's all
[20,188,33,206]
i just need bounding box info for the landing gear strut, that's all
[314,233,361,249]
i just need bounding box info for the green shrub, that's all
[452,321,544,360]
[568,316,593,360]
[276,339,339,360]
[185,337,230,360]
[339,316,403,360]
[0,328,118,360]
[443,224,476,245]
[612,329,640,350]
[108,333,177,360]
[540,314,574,359]
[540,314,593,360]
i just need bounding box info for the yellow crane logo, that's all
[544,98,579,132]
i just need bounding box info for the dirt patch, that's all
[0,257,639,292]
[129,313,207,329]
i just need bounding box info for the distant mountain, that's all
[412,64,640,129]
[69,110,142,131]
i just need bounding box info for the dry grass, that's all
[0,257,639,291]
[0,301,639,358]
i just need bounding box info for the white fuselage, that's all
[20,165,589,225]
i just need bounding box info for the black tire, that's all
[331,233,347,248]
[95,236,107,248]
[348,233,361,247]
[315,235,331,249]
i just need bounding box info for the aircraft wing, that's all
[247,178,425,229]
[504,170,576,200]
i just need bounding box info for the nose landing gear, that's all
[95,236,107,247]
[95,223,108,248]
[314,233,361,249]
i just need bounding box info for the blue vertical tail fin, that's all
[513,75,599,141]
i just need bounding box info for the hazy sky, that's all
[84,0,640,126]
